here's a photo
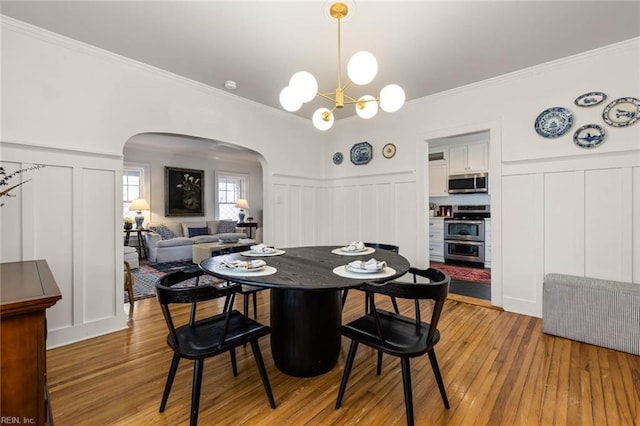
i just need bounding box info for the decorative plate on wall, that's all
[382,143,396,159]
[574,92,607,107]
[350,142,372,165]
[602,97,639,127]
[534,107,573,138]
[573,124,606,149]
[332,152,343,165]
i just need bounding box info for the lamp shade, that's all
[129,198,150,212]
[235,199,249,209]
[279,86,303,112]
[379,84,406,112]
[355,95,378,119]
[312,108,334,131]
[289,71,318,103]
[347,51,378,85]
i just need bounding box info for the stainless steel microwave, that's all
[448,173,488,194]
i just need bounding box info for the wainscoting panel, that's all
[544,170,585,277]
[584,168,628,281]
[502,174,543,316]
[32,165,74,329]
[82,168,117,322]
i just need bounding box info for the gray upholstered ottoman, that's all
[543,273,640,355]
[124,246,139,269]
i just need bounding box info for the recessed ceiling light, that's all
[224,80,237,90]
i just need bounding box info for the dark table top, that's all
[199,245,410,291]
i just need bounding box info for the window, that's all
[216,172,247,221]
[123,164,148,219]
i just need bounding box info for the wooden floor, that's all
[47,291,640,425]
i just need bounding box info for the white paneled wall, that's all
[502,155,639,317]
[270,171,420,265]
[1,143,127,347]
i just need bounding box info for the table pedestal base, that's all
[270,288,341,377]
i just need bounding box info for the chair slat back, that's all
[363,267,450,345]
[364,242,399,253]
[155,269,240,348]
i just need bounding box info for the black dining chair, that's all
[214,245,266,320]
[341,243,400,314]
[335,267,450,426]
[155,268,276,426]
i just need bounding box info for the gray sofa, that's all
[145,220,248,263]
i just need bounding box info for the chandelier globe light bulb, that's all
[289,71,318,103]
[379,84,406,112]
[355,95,378,119]
[280,86,303,112]
[347,51,378,85]
[312,107,334,131]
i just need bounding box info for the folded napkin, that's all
[343,241,365,252]
[348,258,387,271]
[250,243,276,253]
[217,259,266,270]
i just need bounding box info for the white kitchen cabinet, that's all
[449,142,488,174]
[428,218,444,263]
[429,163,449,196]
[484,218,492,268]
[428,148,449,196]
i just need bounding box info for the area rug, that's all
[430,262,491,284]
[126,261,223,303]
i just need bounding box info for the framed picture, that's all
[165,166,204,216]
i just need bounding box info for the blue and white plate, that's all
[573,124,605,149]
[602,97,639,128]
[574,92,607,107]
[534,107,573,138]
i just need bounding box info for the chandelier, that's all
[279,2,405,131]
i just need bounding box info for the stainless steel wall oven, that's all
[444,205,490,266]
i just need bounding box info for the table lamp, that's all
[235,198,249,223]
[129,198,150,229]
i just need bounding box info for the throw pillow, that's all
[188,227,209,238]
[217,220,237,234]
[150,225,176,240]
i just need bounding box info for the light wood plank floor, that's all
[47,291,640,425]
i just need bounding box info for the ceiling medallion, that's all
[279,2,405,131]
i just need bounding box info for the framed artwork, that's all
[165,166,204,216]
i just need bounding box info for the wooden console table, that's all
[1,260,62,425]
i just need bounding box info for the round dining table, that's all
[199,245,410,377]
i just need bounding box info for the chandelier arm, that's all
[317,92,338,103]
[342,93,360,103]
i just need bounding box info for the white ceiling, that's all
[2,0,639,158]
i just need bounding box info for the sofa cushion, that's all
[217,220,238,233]
[181,222,207,237]
[149,225,176,240]
[207,220,221,235]
[191,235,220,244]
[155,237,194,248]
[217,232,248,243]
[187,226,209,237]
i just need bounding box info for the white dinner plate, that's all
[345,265,384,274]
[331,247,375,256]
[241,249,286,257]
[212,265,277,277]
